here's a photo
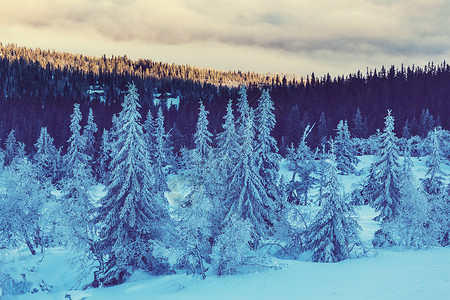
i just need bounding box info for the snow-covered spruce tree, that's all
[255,89,283,210]
[63,108,96,238]
[334,120,359,174]
[286,125,316,205]
[305,148,360,263]
[223,109,276,247]
[173,101,215,279]
[0,158,53,255]
[384,144,435,248]
[60,162,97,251]
[212,99,241,223]
[360,157,381,206]
[420,128,450,246]
[174,185,213,279]
[4,129,18,166]
[190,101,213,184]
[422,128,446,195]
[96,83,170,286]
[34,127,59,182]
[365,110,402,223]
[216,99,240,184]
[64,103,91,178]
[153,107,170,193]
[315,144,329,204]
[429,186,450,246]
[83,108,98,162]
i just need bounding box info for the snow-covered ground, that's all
[3,230,450,299]
[1,155,450,299]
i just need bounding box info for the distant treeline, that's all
[0,43,448,153]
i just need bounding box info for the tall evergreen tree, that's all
[96,83,169,285]
[153,107,170,193]
[224,109,275,246]
[34,127,59,181]
[65,104,90,177]
[255,89,282,207]
[365,110,402,223]
[83,108,98,162]
[334,120,359,174]
[286,105,301,146]
[422,128,446,195]
[4,129,18,166]
[286,125,316,205]
[352,107,364,138]
[175,101,216,278]
[419,108,435,137]
[306,149,360,263]
[386,144,435,248]
[190,101,213,183]
[216,99,240,185]
[60,161,96,253]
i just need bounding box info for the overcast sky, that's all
[1,0,449,76]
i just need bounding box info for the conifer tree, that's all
[216,99,240,185]
[61,161,96,252]
[365,110,402,222]
[175,102,215,278]
[402,119,411,139]
[255,89,282,207]
[175,184,213,279]
[34,127,59,181]
[386,144,434,248]
[96,83,169,285]
[83,108,98,161]
[286,126,316,205]
[422,128,446,195]
[190,101,213,183]
[65,104,90,177]
[153,107,170,193]
[306,148,360,263]
[4,129,18,166]
[224,109,275,246]
[352,107,364,138]
[419,108,435,137]
[14,142,26,164]
[334,120,359,174]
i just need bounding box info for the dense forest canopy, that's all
[0,43,448,152]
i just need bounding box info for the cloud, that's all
[0,0,449,75]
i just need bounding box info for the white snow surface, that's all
[1,155,450,299]
[2,245,450,300]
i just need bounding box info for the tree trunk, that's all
[25,238,36,255]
